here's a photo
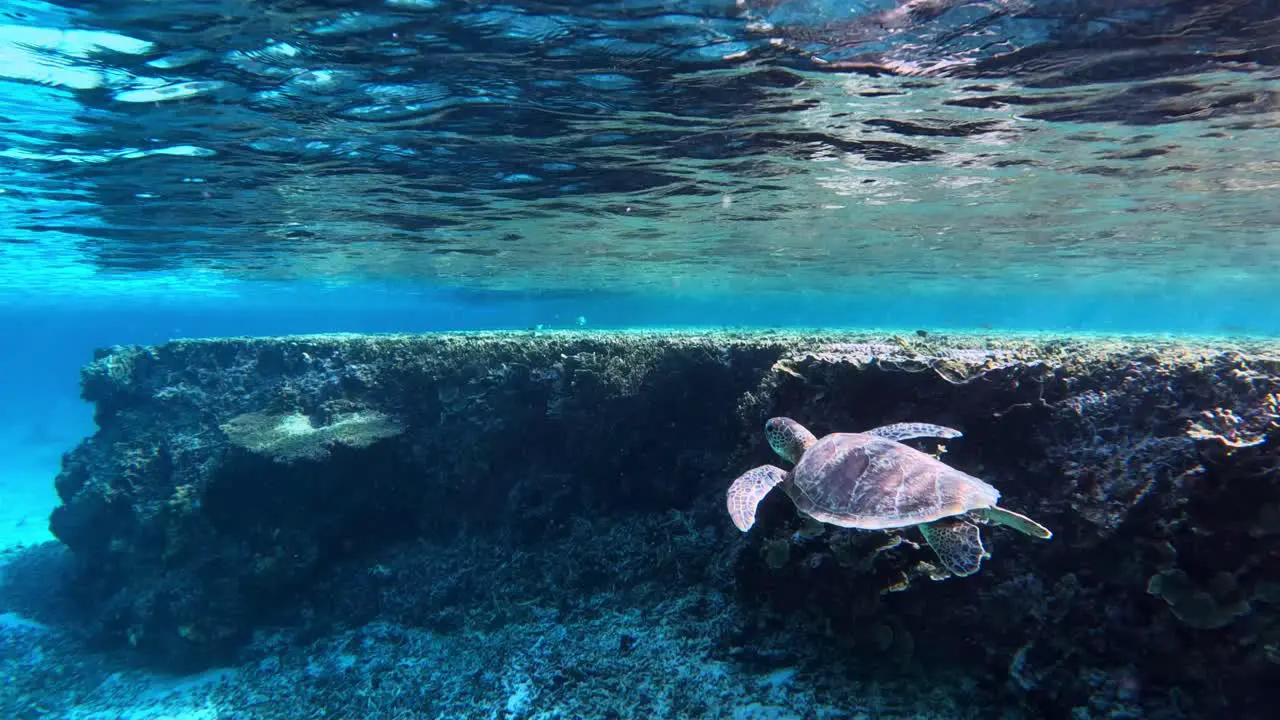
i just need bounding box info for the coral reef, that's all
[220,409,403,463]
[11,330,1280,717]
[1146,568,1251,630]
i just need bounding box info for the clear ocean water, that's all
[2,0,1279,717]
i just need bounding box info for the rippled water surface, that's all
[1,0,1278,308]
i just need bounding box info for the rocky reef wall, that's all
[32,331,1280,718]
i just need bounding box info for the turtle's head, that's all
[765,417,817,464]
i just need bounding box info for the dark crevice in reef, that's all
[4,331,1280,717]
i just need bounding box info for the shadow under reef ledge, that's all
[2,329,1278,719]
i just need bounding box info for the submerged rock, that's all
[14,331,1280,717]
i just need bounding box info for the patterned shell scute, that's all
[788,433,1001,530]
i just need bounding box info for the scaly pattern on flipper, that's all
[974,506,1053,539]
[920,517,989,576]
[866,422,962,443]
[727,465,787,532]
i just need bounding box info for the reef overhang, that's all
[39,330,1280,716]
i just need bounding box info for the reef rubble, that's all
[5,330,1279,719]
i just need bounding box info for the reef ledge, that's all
[14,330,1280,718]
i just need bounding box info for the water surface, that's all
[1,0,1278,328]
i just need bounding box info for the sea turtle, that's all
[727,417,1052,576]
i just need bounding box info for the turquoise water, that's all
[1,1,1279,715]
[2,0,1279,334]
[4,0,1279,561]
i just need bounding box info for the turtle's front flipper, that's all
[973,506,1052,539]
[867,422,962,443]
[727,465,787,532]
[920,518,990,576]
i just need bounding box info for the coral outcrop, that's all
[30,331,1280,717]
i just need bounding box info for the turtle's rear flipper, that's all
[866,422,962,442]
[726,465,787,532]
[974,506,1052,539]
[920,518,990,576]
